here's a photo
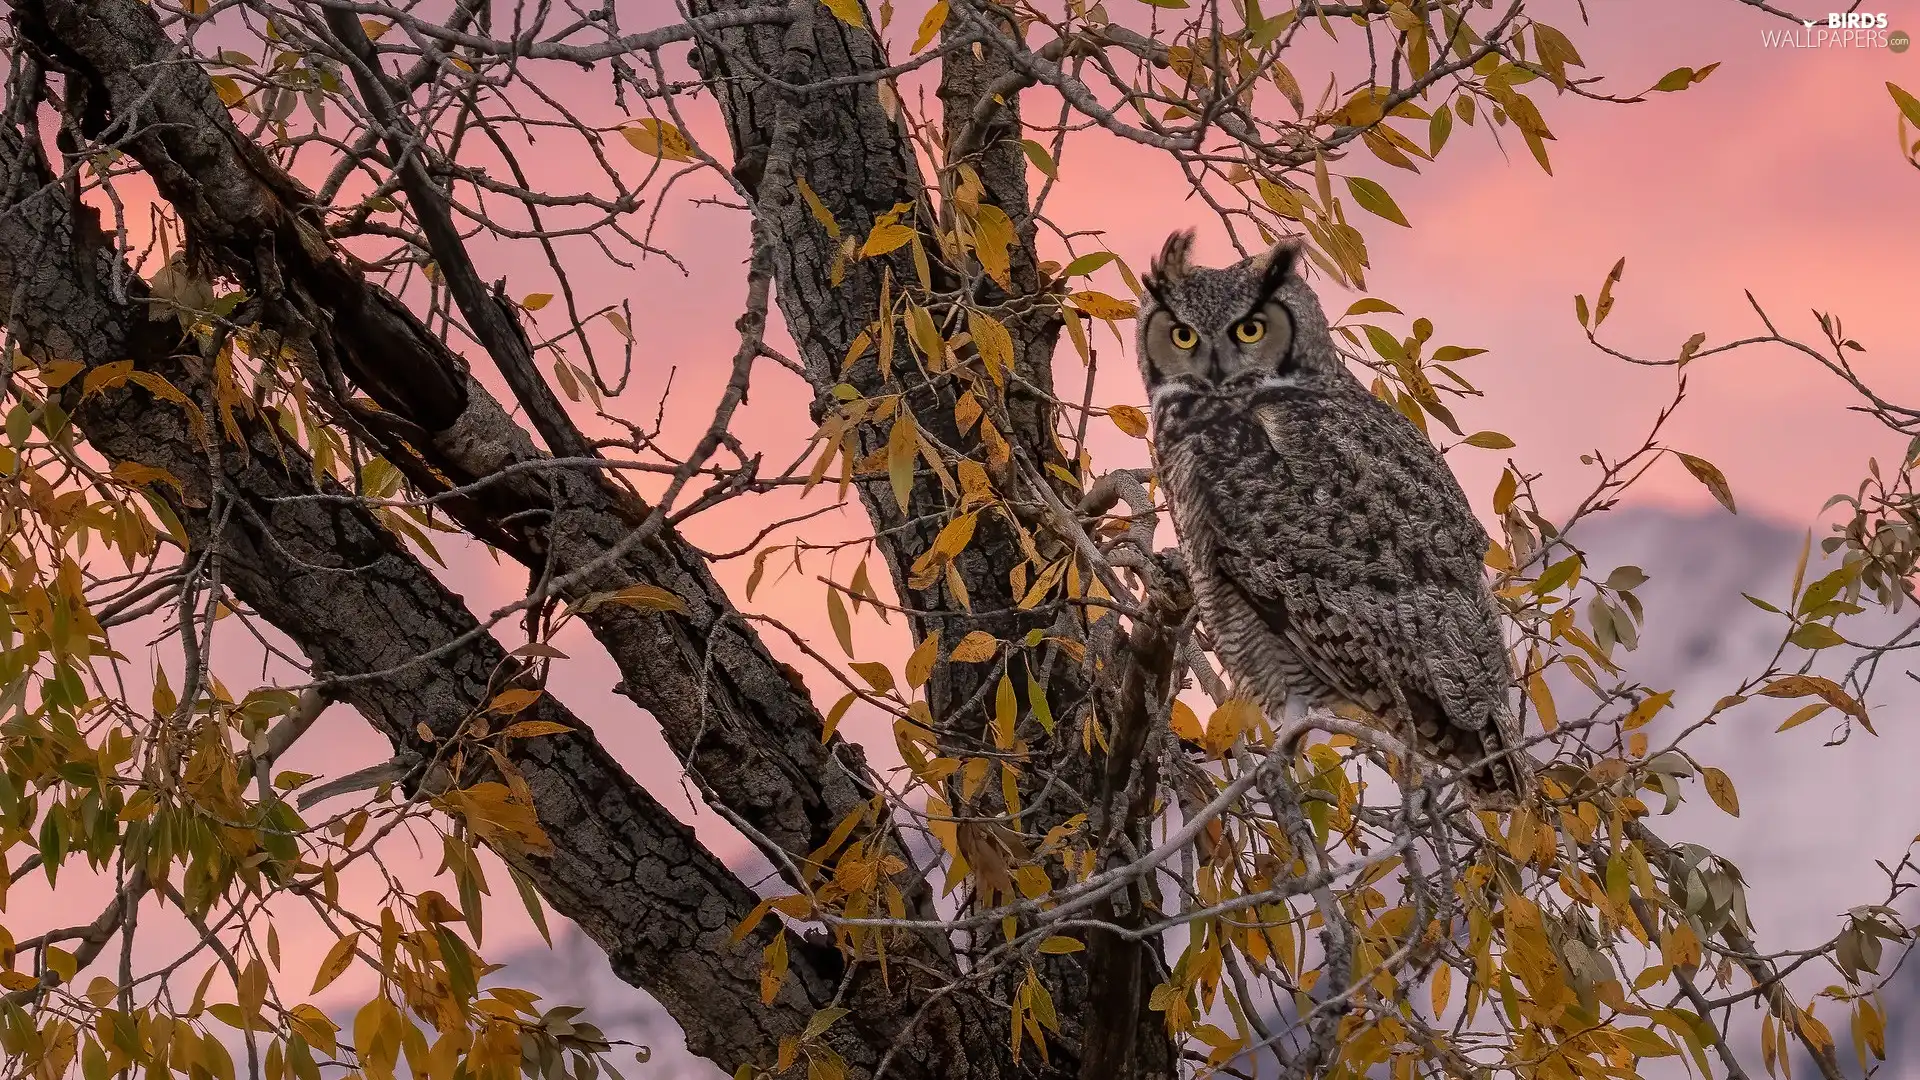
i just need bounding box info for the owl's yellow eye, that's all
[1234,318,1267,344]
[1169,324,1199,350]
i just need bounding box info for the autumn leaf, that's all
[312,933,362,995]
[973,205,1016,288]
[603,583,690,614]
[912,0,948,51]
[1108,405,1150,438]
[819,0,865,26]
[970,311,1015,385]
[1701,766,1739,817]
[827,586,855,656]
[487,688,543,714]
[888,412,918,514]
[621,119,696,162]
[863,223,916,258]
[1676,452,1736,513]
[1170,699,1204,742]
[1069,291,1139,321]
[851,662,896,695]
[949,631,999,663]
[905,632,941,690]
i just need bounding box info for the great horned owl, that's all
[1136,230,1528,807]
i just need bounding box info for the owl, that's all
[1136,230,1528,807]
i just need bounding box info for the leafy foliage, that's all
[0,2,1910,1080]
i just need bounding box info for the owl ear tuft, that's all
[1254,237,1304,301]
[1149,229,1197,284]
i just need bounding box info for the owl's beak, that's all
[1201,346,1224,385]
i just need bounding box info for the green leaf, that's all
[511,866,553,947]
[1063,251,1117,277]
[1021,139,1059,179]
[1028,672,1054,733]
[1789,624,1846,651]
[1344,297,1402,317]
[803,1007,850,1041]
[1344,176,1410,226]
[1429,103,1453,156]
[1360,324,1405,362]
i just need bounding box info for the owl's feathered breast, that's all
[1157,377,1513,738]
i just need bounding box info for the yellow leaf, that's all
[1621,690,1672,731]
[84,976,116,1007]
[0,970,37,991]
[760,931,790,1004]
[1038,936,1085,954]
[911,0,948,51]
[521,293,553,311]
[851,662,896,695]
[289,1003,340,1056]
[820,0,865,27]
[905,632,941,690]
[1701,766,1739,817]
[821,692,855,742]
[1069,291,1139,321]
[826,586,854,656]
[1760,674,1863,718]
[1493,468,1518,515]
[621,119,696,162]
[798,177,840,239]
[969,310,1014,385]
[862,223,915,258]
[1776,701,1828,732]
[212,75,245,107]
[500,720,573,740]
[1204,699,1259,757]
[972,205,1015,289]
[906,304,944,365]
[950,631,999,663]
[83,360,136,398]
[605,583,690,614]
[1526,671,1557,732]
[487,688,543,714]
[1430,963,1452,1016]
[311,933,362,995]
[994,674,1017,748]
[1170,699,1204,742]
[1108,405,1149,438]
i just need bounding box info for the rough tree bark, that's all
[0,0,1180,1075]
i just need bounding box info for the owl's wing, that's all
[1193,384,1516,751]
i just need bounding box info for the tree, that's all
[0,0,1911,1077]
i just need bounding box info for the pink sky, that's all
[12,0,1918,1032]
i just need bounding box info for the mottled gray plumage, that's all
[1136,231,1527,805]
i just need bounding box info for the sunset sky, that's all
[10,0,1919,1038]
